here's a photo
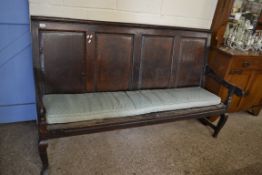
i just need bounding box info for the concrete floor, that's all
[1,112,262,175]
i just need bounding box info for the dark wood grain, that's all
[175,37,206,87]
[95,33,134,91]
[40,31,86,93]
[140,35,174,88]
[31,16,211,33]
[33,17,211,93]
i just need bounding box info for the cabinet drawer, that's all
[230,57,262,70]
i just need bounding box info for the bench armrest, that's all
[36,94,47,123]
[33,67,47,125]
[205,66,245,109]
[37,96,46,115]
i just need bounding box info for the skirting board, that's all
[0,104,36,123]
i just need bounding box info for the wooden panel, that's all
[95,33,134,91]
[140,36,174,88]
[176,37,206,87]
[41,31,86,93]
[239,71,262,111]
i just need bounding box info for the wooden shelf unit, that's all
[206,47,262,115]
[207,0,262,116]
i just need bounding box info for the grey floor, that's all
[1,112,262,175]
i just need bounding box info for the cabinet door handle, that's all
[242,61,251,68]
[229,69,243,75]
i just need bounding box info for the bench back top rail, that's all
[31,16,211,95]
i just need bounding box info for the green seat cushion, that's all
[43,87,221,124]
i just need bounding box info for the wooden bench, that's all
[31,16,244,175]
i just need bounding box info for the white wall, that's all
[29,0,218,29]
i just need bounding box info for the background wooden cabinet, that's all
[207,0,262,116]
[240,71,262,114]
[206,48,262,115]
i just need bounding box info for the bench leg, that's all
[39,140,49,175]
[213,114,228,138]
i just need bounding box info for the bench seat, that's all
[43,87,221,124]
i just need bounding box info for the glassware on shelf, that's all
[224,17,262,53]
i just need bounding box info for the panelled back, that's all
[32,17,210,94]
